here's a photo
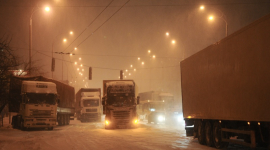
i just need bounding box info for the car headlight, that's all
[158,116,165,122]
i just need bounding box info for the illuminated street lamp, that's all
[29,6,50,75]
[200,5,228,37]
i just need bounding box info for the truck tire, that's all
[197,120,206,145]
[205,121,213,147]
[213,121,228,149]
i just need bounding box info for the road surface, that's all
[0,117,266,150]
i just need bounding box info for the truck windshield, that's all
[107,96,135,106]
[25,93,57,105]
[83,99,99,107]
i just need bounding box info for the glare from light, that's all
[158,116,165,122]
[209,16,214,20]
[130,65,133,68]
[138,57,140,60]
[134,119,138,124]
[79,57,81,60]
[74,47,77,50]
[172,40,176,44]
[148,50,151,53]
[153,55,156,58]
[63,38,67,42]
[126,69,128,72]
[125,76,127,78]
[70,31,73,35]
[69,53,72,56]
[80,64,83,67]
[200,5,204,10]
[105,120,109,125]
[134,68,136,71]
[142,62,144,65]
[166,32,169,36]
[45,6,50,12]
[82,69,84,71]
[129,73,131,76]
[77,68,79,71]
[74,62,77,65]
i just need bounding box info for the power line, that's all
[63,0,114,52]
[69,0,131,53]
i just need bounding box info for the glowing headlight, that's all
[150,108,155,112]
[158,116,165,122]
[134,119,138,124]
[105,120,110,125]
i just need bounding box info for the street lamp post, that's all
[29,6,50,76]
[200,5,228,37]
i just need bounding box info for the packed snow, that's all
[0,116,266,150]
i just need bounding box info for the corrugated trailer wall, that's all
[181,14,270,122]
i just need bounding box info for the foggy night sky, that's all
[1,0,270,104]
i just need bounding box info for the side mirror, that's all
[137,96,140,104]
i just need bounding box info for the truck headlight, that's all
[134,119,138,124]
[105,120,110,125]
[158,116,165,122]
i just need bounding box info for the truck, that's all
[137,91,175,124]
[9,76,75,130]
[102,80,140,129]
[181,14,270,148]
[75,88,102,122]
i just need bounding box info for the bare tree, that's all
[0,37,19,113]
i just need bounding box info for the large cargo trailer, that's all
[9,76,75,130]
[102,80,140,129]
[75,88,102,122]
[181,14,270,148]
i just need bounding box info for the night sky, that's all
[1,0,270,104]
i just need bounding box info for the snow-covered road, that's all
[0,117,265,150]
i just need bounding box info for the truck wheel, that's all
[197,120,206,145]
[213,121,228,149]
[205,121,213,147]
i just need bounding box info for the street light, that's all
[51,31,73,78]
[29,6,50,75]
[199,5,228,37]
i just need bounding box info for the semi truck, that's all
[75,88,102,122]
[102,80,140,129]
[9,76,75,130]
[137,91,180,124]
[181,14,270,148]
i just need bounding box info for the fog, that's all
[1,0,270,103]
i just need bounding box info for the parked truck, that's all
[137,91,175,124]
[9,76,75,130]
[102,80,140,129]
[75,88,102,122]
[181,14,270,148]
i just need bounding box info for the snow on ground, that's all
[0,117,266,150]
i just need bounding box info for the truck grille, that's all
[31,110,51,116]
[86,108,97,112]
[113,111,130,125]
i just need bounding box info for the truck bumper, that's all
[105,119,139,129]
[23,117,56,128]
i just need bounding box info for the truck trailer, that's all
[102,80,140,129]
[181,14,270,148]
[75,88,102,122]
[9,76,75,130]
